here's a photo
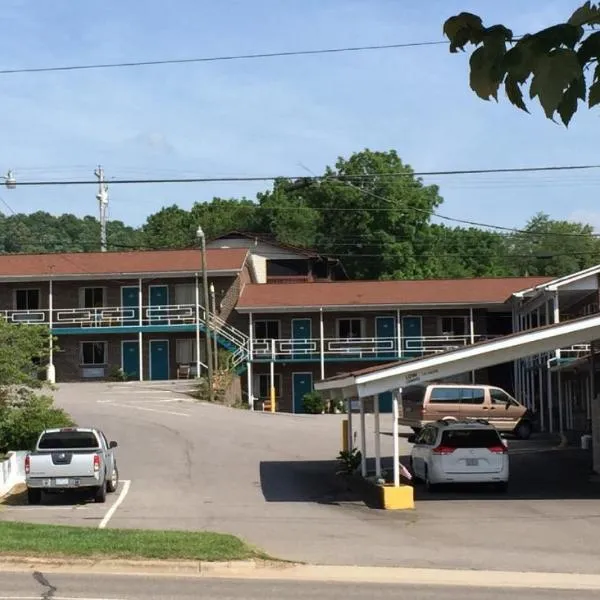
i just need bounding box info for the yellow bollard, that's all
[270,386,276,413]
[342,419,349,452]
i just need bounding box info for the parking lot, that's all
[3,381,600,574]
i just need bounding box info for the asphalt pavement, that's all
[6,381,600,574]
[2,572,600,600]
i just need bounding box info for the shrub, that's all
[0,392,74,453]
[303,391,325,414]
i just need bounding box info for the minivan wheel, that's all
[514,421,532,440]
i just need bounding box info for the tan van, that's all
[400,383,534,440]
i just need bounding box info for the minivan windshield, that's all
[38,431,99,449]
[441,429,501,448]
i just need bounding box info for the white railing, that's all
[251,334,492,360]
[0,304,250,367]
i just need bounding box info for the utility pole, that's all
[197,226,214,403]
[94,165,109,252]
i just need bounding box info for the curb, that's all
[2,556,600,590]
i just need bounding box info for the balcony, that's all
[251,334,492,362]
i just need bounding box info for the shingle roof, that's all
[236,277,553,311]
[0,248,249,279]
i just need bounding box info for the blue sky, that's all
[0,0,597,230]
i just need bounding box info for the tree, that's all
[444,3,600,125]
[302,150,443,279]
[505,212,600,276]
[142,205,194,248]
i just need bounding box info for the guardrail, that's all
[251,334,492,360]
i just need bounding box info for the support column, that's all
[319,307,325,380]
[269,339,276,413]
[396,309,402,359]
[138,277,143,381]
[194,273,201,379]
[374,394,381,479]
[392,389,401,487]
[359,397,367,478]
[248,312,254,410]
[469,307,475,383]
[558,369,564,434]
[347,397,353,451]
[47,279,55,384]
[547,364,554,433]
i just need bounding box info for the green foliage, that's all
[0,321,50,388]
[336,447,362,475]
[109,366,128,382]
[302,391,325,414]
[0,391,74,453]
[444,3,600,125]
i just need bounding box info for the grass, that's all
[0,521,267,562]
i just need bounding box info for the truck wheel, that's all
[27,488,42,505]
[94,482,107,503]
[106,464,119,493]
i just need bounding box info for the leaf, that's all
[529,49,583,118]
[568,1,600,26]
[503,38,538,83]
[532,24,585,51]
[577,31,600,64]
[443,12,485,52]
[589,79,600,106]
[505,76,528,111]
[469,47,498,99]
[557,75,586,125]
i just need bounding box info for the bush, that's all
[0,392,74,453]
[303,391,325,414]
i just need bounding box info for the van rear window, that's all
[401,386,425,404]
[441,429,501,448]
[38,431,99,449]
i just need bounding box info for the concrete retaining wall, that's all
[0,451,26,498]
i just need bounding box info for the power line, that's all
[6,163,600,187]
[0,41,447,76]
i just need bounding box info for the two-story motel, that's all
[0,244,565,417]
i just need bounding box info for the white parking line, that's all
[98,479,131,530]
[106,403,190,417]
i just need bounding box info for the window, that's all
[460,387,486,405]
[176,339,198,364]
[440,316,468,336]
[490,388,514,407]
[38,431,99,450]
[428,386,484,405]
[257,373,282,399]
[81,287,105,308]
[337,318,363,338]
[15,289,40,310]
[440,429,502,449]
[80,341,107,365]
[174,283,195,305]
[254,320,280,339]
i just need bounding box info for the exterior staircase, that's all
[200,308,249,373]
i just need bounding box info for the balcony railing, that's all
[251,334,492,361]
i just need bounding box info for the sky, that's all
[0,0,598,232]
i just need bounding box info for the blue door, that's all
[376,316,396,358]
[121,286,139,324]
[378,391,393,414]
[150,340,169,380]
[122,341,140,380]
[292,318,312,359]
[149,285,169,324]
[293,372,313,414]
[402,316,423,357]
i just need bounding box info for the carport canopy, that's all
[315,312,600,488]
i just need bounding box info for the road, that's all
[4,381,600,574]
[2,571,600,600]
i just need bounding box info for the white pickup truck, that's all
[25,427,119,505]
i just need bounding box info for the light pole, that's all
[196,226,214,403]
[210,282,219,373]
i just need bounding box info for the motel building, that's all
[0,237,598,445]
